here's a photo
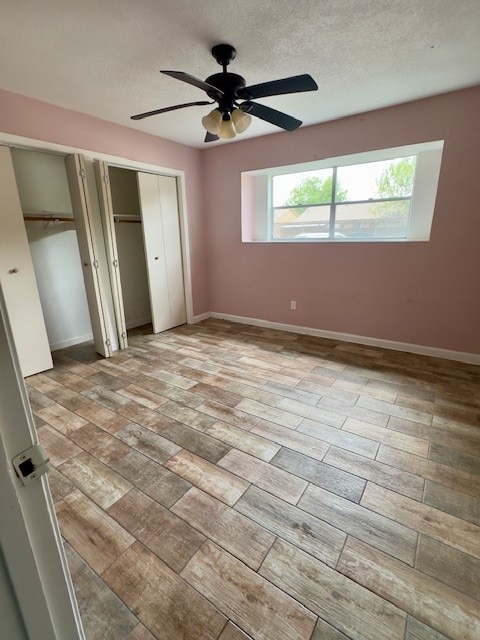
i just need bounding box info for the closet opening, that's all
[108,166,152,336]
[97,163,187,347]
[11,147,95,359]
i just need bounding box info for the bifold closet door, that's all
[137,172,187,333]
[0,146,52,377]
[94,160,128,349]
[65,154,112,358]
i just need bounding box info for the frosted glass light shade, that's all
[232,108,252,134]
[218,117,236,139]
[201,108,222,134]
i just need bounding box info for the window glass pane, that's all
[335,156,416,202]
[273,168,333,207]
[273,204,331,239]
[334,200,411,239]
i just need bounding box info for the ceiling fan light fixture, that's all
[218,114,236,139]
[231,108,252,134]
[201,108,222,134]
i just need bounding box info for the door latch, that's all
[13,444,50,486]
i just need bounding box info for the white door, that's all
[137,172,186,333]
[65,154,112,357]
[0,284,84,640]
[0,146,52,377]
[94,161,128,349]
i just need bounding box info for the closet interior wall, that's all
[108,167,152,330]
[10,148,93,352]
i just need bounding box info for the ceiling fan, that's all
[131,44,318,142]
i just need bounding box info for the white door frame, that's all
[0,133,195,328]
[0,283,84,640]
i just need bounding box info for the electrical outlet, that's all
[290,300,296,310]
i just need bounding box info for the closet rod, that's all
[23,215,74,222]
[114,218,142,224]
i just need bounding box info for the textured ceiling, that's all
[1,1,479,148]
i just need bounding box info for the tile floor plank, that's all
[376,445,480,498]
[111,450,191,508]
[311,617,351,640]
[181,540,316,640]
[108,489,205,572]
[160,421,231,463]
[236,398,304,429]
[38,424,82,466]
[324,446,424,500]
[69,423,130,466]
[59,452,132,509]
[235,485,345,567]
[361,483,480,559]
[164,450,249,506]
[298,483,418,565]
[260,538,406,640]
[415,535,480,599]
[423,481,480,526]
[75,402,131,433]
[405,617,451,640]
[218,449,307,505]
[115,423,181,465]
[337,537,480,640]
[342,417,430,457]
[37,402,89,435]
[56,491,134,574]
[270,447,365,503]
[172,487,275,570]
[103,542,227,640]
[298,418,379,458]
[218,621,252,639]
[251,420,329,462]
[65,543,138,640]
[204,420,281,462]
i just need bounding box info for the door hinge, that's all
[93,259,99,268]
[78,168,86,179]
[105,338,111,347]
[121,332,127,338]
[113,259,119,267]
[103,174,109,184]
[13,444,50,486]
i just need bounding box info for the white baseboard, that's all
[206,312,480,365]
[191,312,211,324]
[126,317,152,330]
[50,332,94,351]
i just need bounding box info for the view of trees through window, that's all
[273,156,416,239]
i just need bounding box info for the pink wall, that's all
[0,89,209,315]
[202,86,480,354]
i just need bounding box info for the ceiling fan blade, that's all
[204,132,219,143]
[240,101,302,131]
[237,74,318,100]
[161,70,223,97]
[131,101,212,120]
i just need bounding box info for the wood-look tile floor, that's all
[27,319,480,640]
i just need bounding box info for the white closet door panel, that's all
[0,146,52,377]
[94,161,128,349]
[157,175,187,327]
[65,154,111,358]
[137,172,171,333]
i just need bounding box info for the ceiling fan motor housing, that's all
[205,72,246,114]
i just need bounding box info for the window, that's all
[242,141,444,242]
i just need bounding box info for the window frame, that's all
[242,141,444,243]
